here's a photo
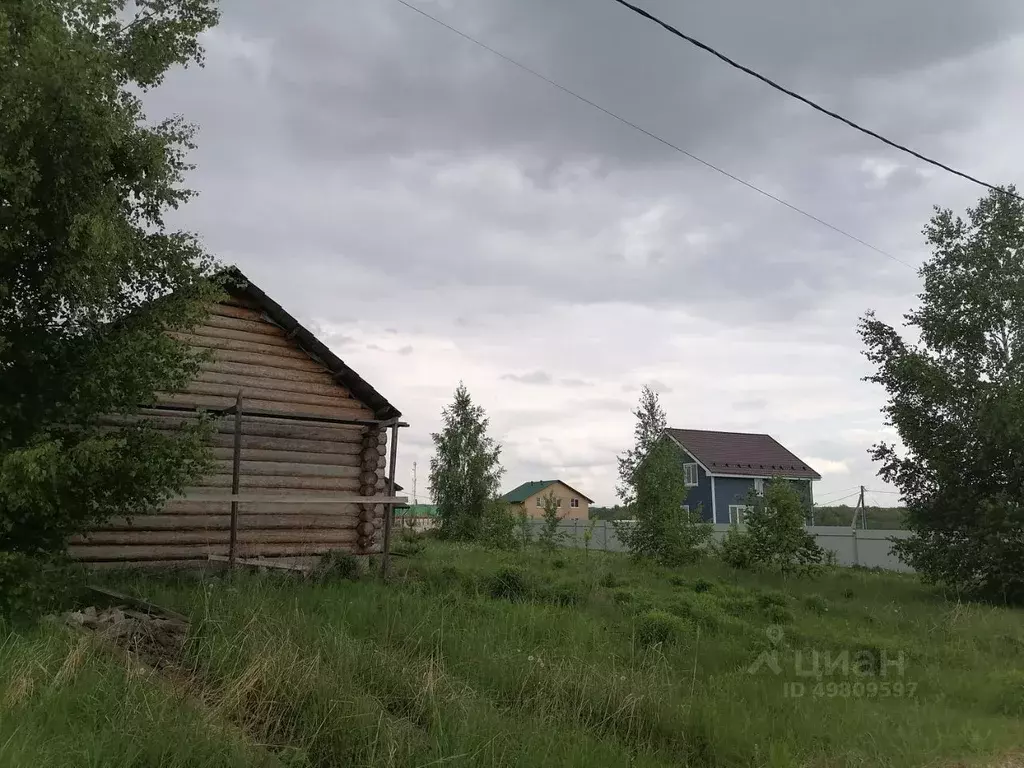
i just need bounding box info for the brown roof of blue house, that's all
[665,428,821,480]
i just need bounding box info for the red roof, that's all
[665,428,820,480]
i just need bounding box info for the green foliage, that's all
[615,385,666,507]
[721,479,826,575]
[537,491,565,552]
[812,505,906,529]
[598,571,619,588]
[582,517,598,557]
[0,0,221,560]
[0,552,71,619]
[693,578,714,593]
[312,550,362,582]
[589,505,629,521]
[478,499,520,550]
[486,567,530,601]
[803,594,830,615]
[515,505,533,547]
[636,610,691,645]
[860,186,1024,602]
[429,383,505,542]
[616,389,713,566]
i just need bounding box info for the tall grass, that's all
[0,620,270,767]
[118,543,1024,767]
[6,542,1024,766]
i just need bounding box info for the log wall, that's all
[72,296,392,568]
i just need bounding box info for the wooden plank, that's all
[194,346,326,374]
[209,303,264,322]
[72,528,359,546]
[181,380,353,410]
[99,514,359,531]
[198,359,337,387]
[155,393,374,420]
[69,542,357,561]
[113,411,368,443]
[189,323,293,349]
[201,312,284,338]
[160,500,365,515]
[211,459,362,479]
[85,585,189,623]
[171,331,311,360]
[193,474,362,491]
[207,554,311,573]
[208,434,362,455]
[178,492,405,504]
[196,368,351,399]
[211,446,361,466]
[217,295,261,310]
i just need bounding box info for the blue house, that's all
[662,428,820,524]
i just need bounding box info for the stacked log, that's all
[357,427,385,552]
[72,294,395,568]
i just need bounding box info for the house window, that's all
[557,498,563,508]
[536,497,542,507]
[729,505,751,525]
[570,498,580,508]
[683,463,699,487]
[753,478,764,495]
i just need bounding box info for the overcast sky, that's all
[149,0,1024,507]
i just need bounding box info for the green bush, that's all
[312,550,362,581]
[804,594,830,615]
[0,552,70,619]
[756,590,790,610]
[636,610,692,645]
[486,567,531,601]
[669,594,726,633]
[547,581,587,608]
[763,604,795,624]
[611,587,635,605]
[668,574,687,587]
[693,578,714,593]
[552,557,567,570]
[598,572,620,588]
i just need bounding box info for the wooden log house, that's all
[71,268,404,568]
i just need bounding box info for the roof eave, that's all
[220,267,401,421]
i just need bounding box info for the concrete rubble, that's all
[63,604,188,668]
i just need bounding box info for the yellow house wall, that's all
[518,482,590,520]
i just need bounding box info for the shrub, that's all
[693,578,714,593]
[668,575,687,587]
[479,500,521,550]
[0,552,70,620]
[486,568,531,601]
[722,480,826,575]
[552,557,567,570]
[763,604,795,624]
[313,550,362,581]
[611,587,634,604]
[804,594,830,615]
[669,594,726,633]
[537,492,566,552]
[637,610,691,645]
[756,590,791,610]
[547,581,587,608]
[842,588,856,599]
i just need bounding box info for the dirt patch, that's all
[64,605,187,669]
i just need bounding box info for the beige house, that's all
[500,480,593,521]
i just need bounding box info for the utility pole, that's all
[850,485,865,529]
[412,461,418,505]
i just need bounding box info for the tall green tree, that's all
[616,385,667,506]
[0,0,221,558]
[616,387,711,565]
[429,383,505,541]
[860,186,1024,602]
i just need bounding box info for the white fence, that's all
[526,520,914,572]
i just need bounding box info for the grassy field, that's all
[3,541,1024,767]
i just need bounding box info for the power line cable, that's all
[813,486,860,503]
[814,491,859,506]
[608,0,1023,203]
[390,0,913,269]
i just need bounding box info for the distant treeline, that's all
[590,504,907,529]
[811,505,907,529]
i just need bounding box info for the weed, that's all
[598,572,620,588]
[763,604,795,624]
[552,558,567,570]
[693,578,714,593]
[636,610,692,645]
[486,568,531,601]
[312,550,361,581]
[803,594,829,615]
